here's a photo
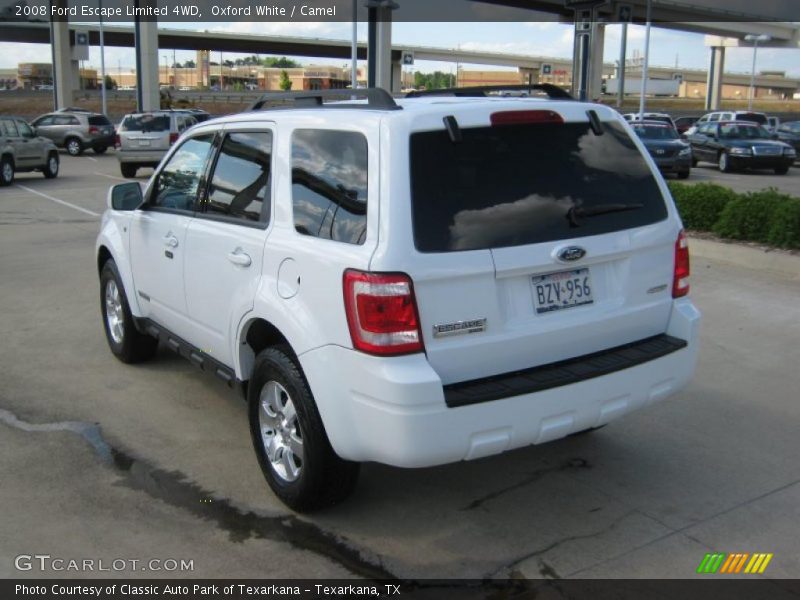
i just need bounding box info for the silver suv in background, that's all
[0,116,59,185]
[116,111,197,178]
[31,110,115,156]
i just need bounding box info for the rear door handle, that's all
[163,233,179,248]
[227,248,252,267]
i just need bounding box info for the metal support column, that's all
[705,46,725,111]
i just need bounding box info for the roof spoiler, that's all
[405,84,574,100]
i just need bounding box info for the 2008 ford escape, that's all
[96,88,700,511]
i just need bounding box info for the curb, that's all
[688,235,800,280]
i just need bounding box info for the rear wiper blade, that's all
[566,203,644,227]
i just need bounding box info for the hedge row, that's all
[667,182,800,249]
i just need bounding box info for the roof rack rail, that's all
[249,88,401,111]
[405,84,574,100]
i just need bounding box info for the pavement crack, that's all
[485,509,636,579]
[461,458,591,511]
[0,406,397,581]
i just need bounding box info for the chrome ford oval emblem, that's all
[557,246,587,262]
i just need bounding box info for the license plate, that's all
[138,139,151,147]
[532,268,593,314]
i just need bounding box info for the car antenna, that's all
[443,115,462,143]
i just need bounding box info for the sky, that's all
[1,21,799,79]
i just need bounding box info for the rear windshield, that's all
[735,112,767,125]
[119,114,170,133]
[410,120,667,253]
[634,124,678,139]
[88,115,112,126]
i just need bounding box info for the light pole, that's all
[99,0,107,115]
[744,34,770,111]
[638,0,652,120]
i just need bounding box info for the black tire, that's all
[718,151,732,173]
[43,152,59,179]
[65,137,84,156]
[0,155,13,186]
[248,346,359,512]
[774,166,789,175]
[677,170,690,180]
[99,260,158,364]
[120,163,137,178]
[93,145,108,155]
[691,157,698,168]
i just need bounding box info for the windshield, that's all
[633,124,679,140]
[119,114,170,133]
[719,124,770,140]
[410,120,667,253]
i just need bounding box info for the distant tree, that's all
[223,59,234,68]
[184,59,196,68]
[263,56,301,69]
[279,70,292,91]
[103,75,117,90]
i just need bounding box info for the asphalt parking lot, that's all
[672,161,800,195]
[2,151,800,582]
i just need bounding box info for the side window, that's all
[697,115,708,124]
[1,119,19,137]
[34,116,54,127]
[206,131,272,223]
[292,129,368,245]
[16,121,34,138]
[708,114,720,122]
[151,135,214,211]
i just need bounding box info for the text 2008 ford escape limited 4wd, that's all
[96,88,700,511]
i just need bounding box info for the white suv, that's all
[96,89,700,511]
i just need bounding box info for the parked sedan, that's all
[632,121,692,179]
[687,121,796,174]
[776,121,800,160]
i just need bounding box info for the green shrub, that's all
[766,197,800,249]
[713,188,793,244]
[668,182,736,231]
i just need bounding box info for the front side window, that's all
[292,129,368,245]
[53,115,79,126]
[16,121,34,138]
[33,116,55,127]
[206,131,272,223]
[151,135,214,211]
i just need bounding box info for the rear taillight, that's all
[491,110,564,126]
[114,134,120,148]
[88,126,99,135]
[169,132,179,145]
[673,229,690,298]
[343,270,424,356]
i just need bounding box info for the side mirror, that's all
[107,182,143,211]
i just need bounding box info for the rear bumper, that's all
[300,298,700,468]
[116,149,167,165]
[89,134,115,148]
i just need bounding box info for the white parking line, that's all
[84,156,98,163]
[94,172,129,182]
[15,184,100,217]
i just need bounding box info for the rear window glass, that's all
[292,129,368,245]
[410,120,667,253]
[735,112,767,125]
[634,124,678,139]
[120,114,170,133]
[88,115,112,126]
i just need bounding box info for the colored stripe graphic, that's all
[701,552,773,575]
[697,553,727,574]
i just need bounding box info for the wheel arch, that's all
[236,317,297,383]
